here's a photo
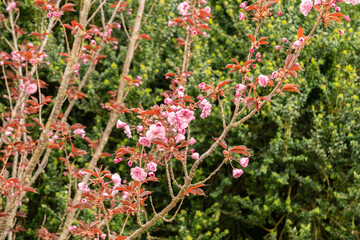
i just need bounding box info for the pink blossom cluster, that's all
[5,127,14,136]
[146,122,166,140]
[300,0,313,16]
[46,11,61,18]
[74,128,86,138]
[25,83,38,95]
[130,166,147,182]
[29,52,49,66]
[235,84,246,103]
[197,97,212,119]
[116,120,132,138]
[78,182,90,193]
[6,2,16,12]
[258,74,269,87]
[147,162,157,177]
[232,157,250,178]
[6,47,50,68]
[112,173,121,188]
[47,132,59,144]
[169,1,212,37]
[178,1,190,16]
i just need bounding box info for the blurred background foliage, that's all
[1,0,360,239]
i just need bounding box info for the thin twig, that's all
[86,0,108,25]
[121,12,130,40]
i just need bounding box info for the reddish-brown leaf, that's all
[246,34,256,42]
[186,184,206,196]
[139,33,152,40]
[289,66,302,71]
[214,138,227,149]
[281,84,300,93]
[329,12,345,18]
[297,26,304,38]
[217,79,232,89]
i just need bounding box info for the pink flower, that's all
[149,172,155,178]
[271,71,278,79]
[6,2,16,11]
[275,45,281,50]
[277,11,283,16]
[147,162,157,172]
[177,109,194,124]
[116,120,127,129]
[203,6,211,13]
[344,15,350,21]
[239,1,248,8]
[300,0,313,16]
[258,75,269,87]
[25,83,38,95]
[198,82,206,90]
[124,125,132,138]
[189,137,196,145]
[240,157,249,168]
[314,0,322,4]
[164,98,173,104]
[339,29,344,35]
[69,226,77,231]
[235,84,246,93]
[112,173,121,186]
[74,129,85,136]
[101,234,106,240]
[293,40,300,48]
[232,168,244,178]
[114,158,122,164]
[130,167,147,182]
[200,102,212,119]
[249,48,254,53]
[81,198,87,204]
[90,40,96,45]
[137,125,144,132]
[191,152,199,160]
[139,137,151,147]
[168,20,175,27]
[128,160,133,167]
[335,6,341,12]
[239,12,245,21]
[178,2,190,16]
[175,133,185,143]
[78,182,90,193]
[282,38,288,43]
[146,123,166,140]
[122,191,129,200]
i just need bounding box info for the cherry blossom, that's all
[25,84,38,95]
[258,75,269,87]
[300,0,313,16]
[147,162,157,172]
[232,168,244,178]
[130,167,147,182]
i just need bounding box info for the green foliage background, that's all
[0,0,359,239]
